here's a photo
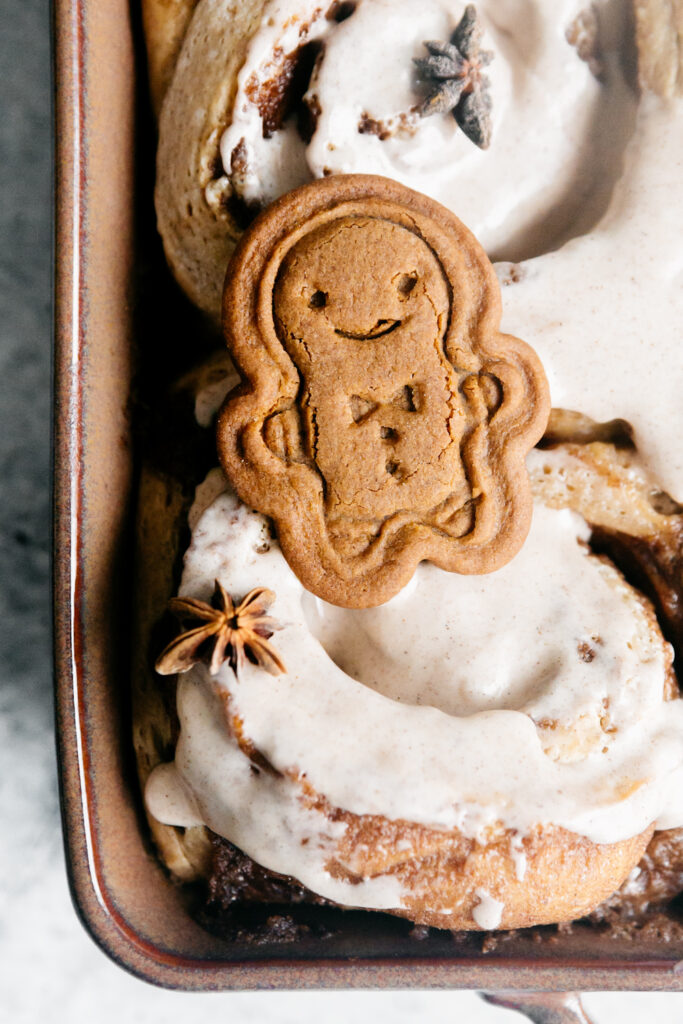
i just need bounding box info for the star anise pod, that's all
[414,4,493,149]
[155,580,286,678]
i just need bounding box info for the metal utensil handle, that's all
[481,991,596,1024]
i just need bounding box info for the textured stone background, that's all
[0,1,681,1020]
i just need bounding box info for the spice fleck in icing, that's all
[217,175,549,607]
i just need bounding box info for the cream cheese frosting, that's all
[195,0,683,505]
[498,91,683,503]
[146,473,683,910]
[220,0,635,260]
[217,0,683,501]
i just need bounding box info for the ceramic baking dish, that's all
[52,0,683,992]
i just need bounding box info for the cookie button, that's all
[217,174,550,607]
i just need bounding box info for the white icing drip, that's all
[220,0,635,260]
[498,93,683,500]
[146,681,405,909]
[472,889,504,929]
[146,479,683,910]
[510,834,527,882]
[145,762,203,827]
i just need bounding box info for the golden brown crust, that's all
[142,0,200,115]
[635,0,683,97]
[594,826,683,920]
[304,789,655,931]
[223,702,657,930]
[217,175,550,607]
[154,0,269,319]
[393,827,655,931]
[132,463,213,880]
[530,441,677,540]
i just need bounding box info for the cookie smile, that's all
[334,318,402,340]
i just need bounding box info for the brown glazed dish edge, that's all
[52,0,683,992]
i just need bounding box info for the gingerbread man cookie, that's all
[217,175,549,607]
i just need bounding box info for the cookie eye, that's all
[309,290,328,309]
[396,273,417,297]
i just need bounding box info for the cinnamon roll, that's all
[134,0,683,931]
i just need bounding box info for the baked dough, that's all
[136,0,683,927]
[132,356,682,927]
[142,0,200,114]
[154,0,268,317]
[151,0,682,322]
[635,0,683,97]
